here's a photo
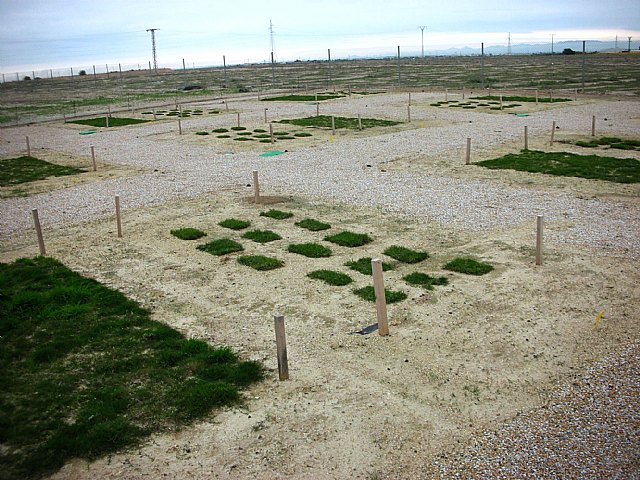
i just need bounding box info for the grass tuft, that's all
[288,243,332,258]
[170,228,206,240]
[218,218,251,230]
[384,245,429,263]
[260,209,293,220]
[307,270,353,286]
[197,239,243,256]
[403,272,449,289]
[295,218,331,231]
[237,255,284,270]
[353,286,407,304]
[444,257,494,275]
[242,229,282,243]
[345,257,394,275]
[324,231,372,247]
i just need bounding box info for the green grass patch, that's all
[253,128,267,133]
[476,149,640,183]
[278,115,400,130]
[218,218,250,230]
[0,257,263,480]
[288,243,332,258]
[170,228,206,240]
[307,270,353,286]
[236,131,253,136]
[195,131,209,135]
[212,128,229,133]
[444,257,494,275]
[294,132,313,137]
[352,286,407,304]
[576,136,640,150]
[253,134,271,139]
[324,231,372,247]
[0,156,85,186]
[345,257,394,275]
[383,245,429,263]
[262,94,344,102]
[294,218,331,231]
[260,209,293,220]
[233,137,253,141]
[217,135,231,138]
[68,117,149,127]
[197,239,243,256]
[241,230,282,243]
[230,126,247,131]
[237,255,284,270]
[403,272,449,290]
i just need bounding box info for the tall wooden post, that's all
[371,259,389,336]
[90,146,97,171]
[115,195,123,238]
[32,208,46,255]
[536,215,544,266]
[465,138,471,165]
[274,314,289,380]
[253,170,260,203]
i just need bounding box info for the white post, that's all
[115,195,123,238]
[274,314,289,380]
[316,102,320,117]
[253,170,260,203]
[105,115,109,128]
[536,215,544,266]
[32,208,46,255]
[371,259,389,336]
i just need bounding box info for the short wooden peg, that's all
[371,259,389,336]
[536,215,544,266]
[407,104,411,122]
[178,118,182,135]
[90,146,97,171]
[115,195,123,238]
[550,121,556,145]
[26,136,31,156]
[331,116,335,135]
[465,137,471,165]
[237,112,240,128]
[252,170,260,203]
[591,115,596,137]
[524,126,528,150]
[32,208,46,255]
[274,314,289,380]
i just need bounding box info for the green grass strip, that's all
[383,245,429,263]
[218,218,251,230]
[295,218,331,231]
[260,209,293,220]
[353,286,407,303]
[242,230,282,243]
[278,115,399,130]
[476,149,640,183]
[444,258,494,275]
[345,257,394,275]
[197,239,243,256]
[471,95,571,103]
[68,117,149,127]
[0,257,263,480]
[237,255,284,270]
[307,270,353,286]
[324,231,372,247]
[0,156,85,186]
[403,272,449,290]
[262,94,344,101]
[288,243,332,258]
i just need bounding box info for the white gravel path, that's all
[1,93,639,257]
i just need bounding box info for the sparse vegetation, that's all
[237,255,284,270]
[218,218,251,230]
[444,258,494,275]
[170,228,206,240]
[260,209,293,220]
[383,245,429,263]
[307,270,353,286]
[324,231,372,247]
[403,272,449,290]
[197,239,244,256]
[295,218,331,231]
[353,286,407,304]
[278,115,400,130]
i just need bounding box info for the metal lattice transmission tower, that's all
[507,32,512,55]
[419,26,427,58]
[146,28,159,72]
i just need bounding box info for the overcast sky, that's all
[1,0,639,73]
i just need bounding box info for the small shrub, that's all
[353,286,407,304]
[288,243,332,258]
[242,230,282,243]
[295,218,331,231]
[218,218,250,230]
[403,272,449,290]
[345,257,394,275]
[384,245,429,263]
[444,257,494,275]
[307,270,352,286]
[324,231,372,247]
[170,228,206,240]
[237,255,284,270]
[260,209,293,220]
[197,239,243,256]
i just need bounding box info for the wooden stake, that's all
[358,114,362,131]
[26,136,30,156]
[115,195,123,238]
[407,104,411,122]
[274,314,289,380]
[264,108,268,123]
[178,118,182,135]
[90,146,97,171]
[462,86,465,100]
[500,95,503,110]
[524,126,528,150]
[536,215,543,266]
[371,259,389,336]
[225,101,229,112]
[269,122,274,144]
[535,89,539,105]
[153,109,157,121]
[31,208,46,255]
[316,102,320,117]
[237,112,240,128]
[465,138,471,165]
[252,170,260,203]
[445,88,448,102]
[331,116,335,135]
[105,115,109,128]
[408,92,411,105]
[591,115,596,137]
[550,121,556,145]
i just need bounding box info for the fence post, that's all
[178,118,182,135]
[26,136,31,156]
[115,195,123,238]
[32,208,46,255]
[264,108,268,123]
[237,112,240,128]
[550,121,556,145]
[465,138,471,165]
[274,314,289,380]
[591,115,596,137]
[331,116,335,135]
[358,114,362,131]
[407,104,411,122]
[524,126,528,150]
[371,259,389,336]
[536,215,544,266]
[253,170,260,203]
[269,123,274,144]
[90,146,97,171]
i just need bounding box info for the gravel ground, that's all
[432,341,640,479]
[1,92,639,478]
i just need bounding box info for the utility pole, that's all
[146,28,159,72]
[419,26,427,58]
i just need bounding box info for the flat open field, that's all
[1,82,639,478]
